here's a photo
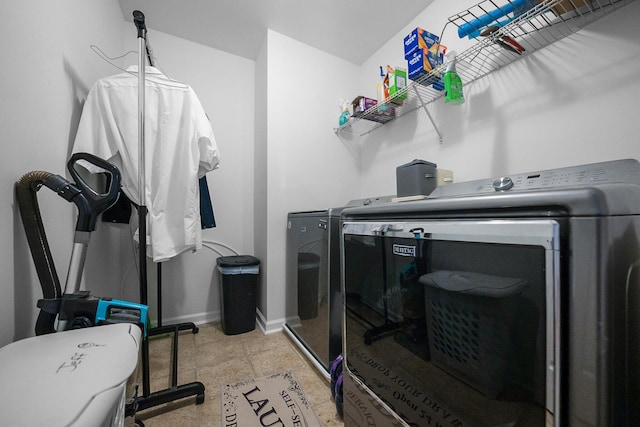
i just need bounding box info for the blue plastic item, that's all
[457,0,531,39]
[96,298,149,336]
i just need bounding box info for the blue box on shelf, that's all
[407,48,444,86]
[403,27,440,59]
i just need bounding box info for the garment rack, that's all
[131,10,205,416]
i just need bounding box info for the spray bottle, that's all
[338,99,350,126]
[377,66,390,111]
[443,51,464,105]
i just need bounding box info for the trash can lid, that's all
[217,255,260,268]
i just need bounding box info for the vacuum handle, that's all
[66,152,122,232]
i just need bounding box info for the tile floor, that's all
[135,322,344,427]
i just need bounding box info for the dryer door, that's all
[342,219,560,427]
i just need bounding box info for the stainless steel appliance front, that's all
[284,209,342,377]
[342,219,559,426]
[341,159,640,427]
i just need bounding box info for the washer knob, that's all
[493,176,514,191]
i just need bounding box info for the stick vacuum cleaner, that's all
[16,152,148,336]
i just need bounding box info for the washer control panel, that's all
[430,159,640,198]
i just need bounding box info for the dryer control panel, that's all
[429,159,640,198]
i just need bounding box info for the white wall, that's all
[257,30,361,331]
[0,0,125,346]
[356,0,640,195]
[254,35,269,327]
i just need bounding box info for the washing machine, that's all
[285,197,393,378]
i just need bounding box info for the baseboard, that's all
[256,308,285,335]
[148,309,285,335]
[149,310,220,328]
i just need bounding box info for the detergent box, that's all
[352,96,377,115]
[403,27,440,59]
[388,66,407,104]
[407,47,445,84]
[351,96,395,124]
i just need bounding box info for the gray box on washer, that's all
[396,159,438,197]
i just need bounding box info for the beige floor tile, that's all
[195,392,222,427]
[136,399,198,427]
[198,356,257,389]
[314,399,345,427]
[195,336,247,369]
[249,347,309,378]
[293,365,333,406]
[241,329,294,355]
[133,322,344,426]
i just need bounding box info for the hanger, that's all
[90,37,188,89]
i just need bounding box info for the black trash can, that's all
[297,252,320,320]
[216,255,260,335]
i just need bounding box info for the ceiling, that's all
[117,0,433,65]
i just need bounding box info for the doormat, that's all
[221,370,321,427]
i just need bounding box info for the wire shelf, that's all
[335,0,634,139]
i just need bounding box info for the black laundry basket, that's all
[420,270,528,398]
[217,255,260,335]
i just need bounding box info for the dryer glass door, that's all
[342,219,560,427]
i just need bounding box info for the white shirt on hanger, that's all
[72,65,220,262]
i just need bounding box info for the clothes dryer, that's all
[341,159,640,426]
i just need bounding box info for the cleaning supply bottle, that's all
[338,99,350,126]
[443,51,464,105]
[377,66,389,111]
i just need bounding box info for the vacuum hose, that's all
[16,154,121,335]
[15,171,63,335]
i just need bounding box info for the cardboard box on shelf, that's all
[407,48,444,86]
[550,0,595,15]
[403,27,441,59]
[352,96,376,115]
[351,96,395,124]
[388,67,407,104]
[405,26,445,86]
